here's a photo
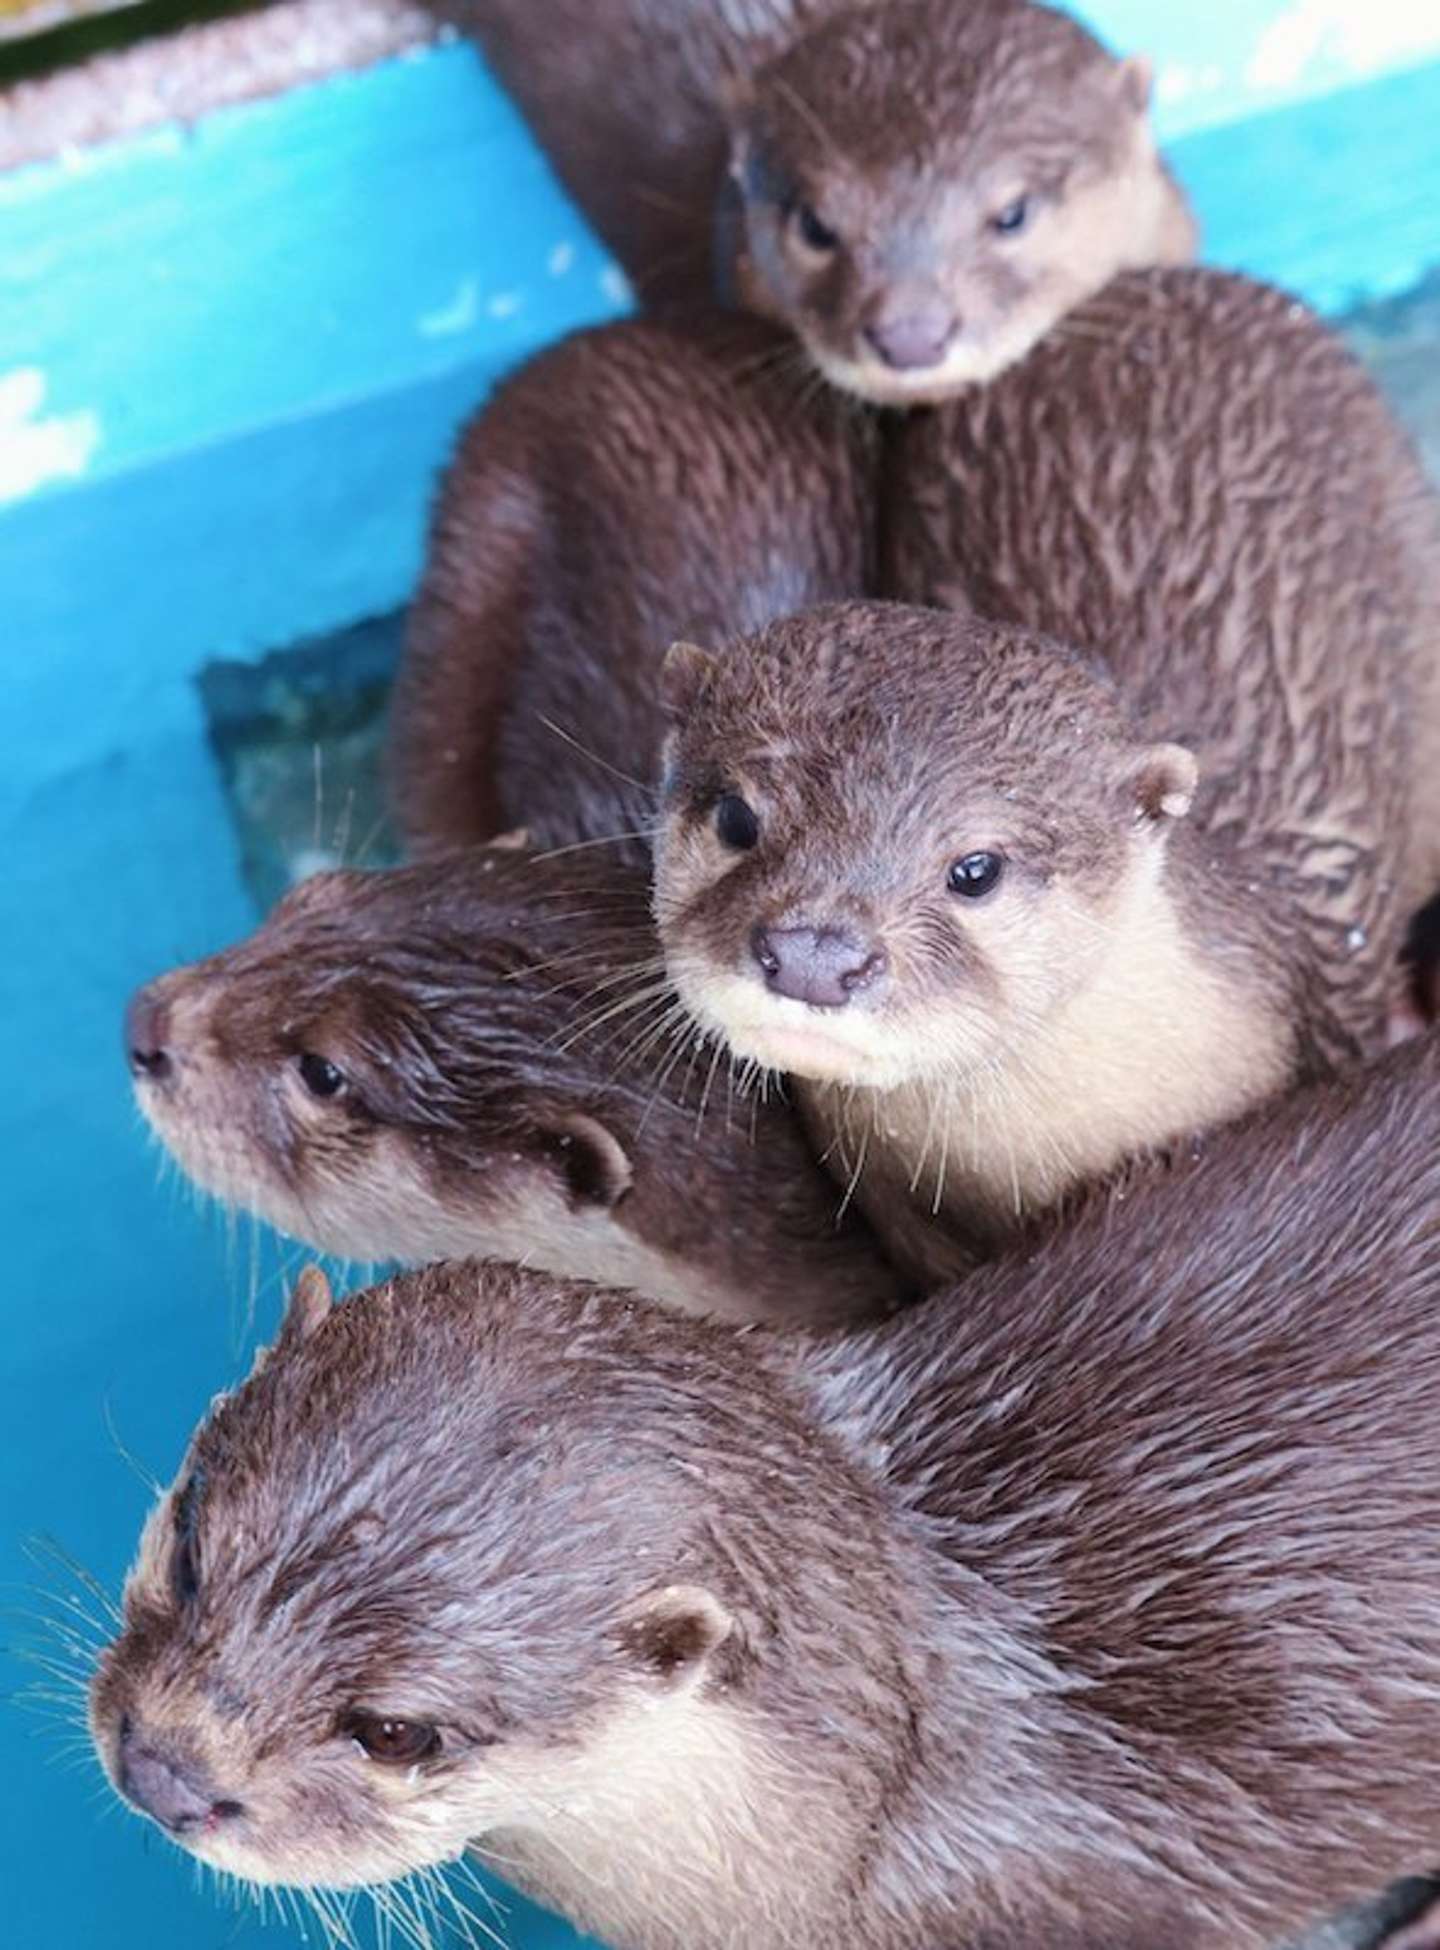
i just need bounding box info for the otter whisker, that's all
[535,714,657,798]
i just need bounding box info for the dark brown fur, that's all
[93,1033,1440,1948]
[884,265,1440,932]
[428,0,1192,400]
[126,845,902,1325]
[423,0,813,306]
[730,0,1194,402]
[387,312,876,860]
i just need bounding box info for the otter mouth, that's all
[671,967,913,1087]
[805,320,1053,407]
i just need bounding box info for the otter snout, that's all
[116,1717,243,1839]
[125,985,174,1083]
[863,305,957,372]
[749,924,887,1008]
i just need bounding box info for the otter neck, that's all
[488,1693,868,1950]
[807,844,1294,1266]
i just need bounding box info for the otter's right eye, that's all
[794,202,839,252]
[948,851,1005,897]
[990,194,1031,237]
[297,1052,346,1099]
[342,1712,442,1765]
[714,794,760,851]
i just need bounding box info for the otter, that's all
[92,1031,1440,1950]
[387,310,876,860]
[431,0,1193,399]
[652,586,1423,1282]
[726,0,1195,404]
[654,269,1440,1279]
[123,844,902,1327]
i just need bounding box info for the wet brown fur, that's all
[387,311,876,860]
[730,0,1194,402]
[93,1032,1440,1947]
[128,845,902,1326]
[428,0,1192,400]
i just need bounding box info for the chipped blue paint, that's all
[1,25,1438,1950]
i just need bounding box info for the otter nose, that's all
[864,307,956,371]
[750,924,887,1009]
[117,1721,241,1838]
[124,986,173,1082]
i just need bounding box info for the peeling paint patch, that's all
[0,367,101,504]
[599,263,634,306]
[1245,0,1440,90]
[418,275,480,337]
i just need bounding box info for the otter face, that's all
[728,1,1194,405]
[89,1266,749,1896]
[123,857,642,1269]
[653,606,1196,1091]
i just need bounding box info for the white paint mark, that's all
[1154,62,1225,106]
[547,241,576,276]
[418,277,480,338]
[1346,924,1368,951]
[0,367,101,505]
[486,290,523,320]
[599,263,634,306]
[1245,0,1440,91]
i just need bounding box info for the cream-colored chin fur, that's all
[198,1691,837,1950]
[482,1692,838,1950]
[806,860,1292,1232]
[668,963,922,1089]
[809,125,1194,405]
[140,1087,760,1319]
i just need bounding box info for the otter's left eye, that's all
[342,1713,441,1765]
[714,793,760,851]
[794,201,840,252]
[990,195,1030,236]
[948,851,1005,897]
[297,1052,346,1099]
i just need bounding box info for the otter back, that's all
[388,312,877,860]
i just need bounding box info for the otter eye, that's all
[794,201,839,252]
[297,1052,346,1099]
[342,1713,441,1766]
[990,195,1030,237]
[948,851,1005,897]
[714,793,760,851]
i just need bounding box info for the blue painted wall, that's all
[1,20,1438,1950]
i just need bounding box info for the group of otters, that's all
[88,2,1440,1947]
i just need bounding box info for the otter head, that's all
[122,850,647,1271]
[89,1263,889,1927]
[725,0,1195,405]
[654,604,1197,1091]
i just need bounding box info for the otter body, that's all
[124,846,901,1326]
[432,0,1193,400]
[651,271,1436,1279]
[388,312,876,859]
[94,1034,1440,1949]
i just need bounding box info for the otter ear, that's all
[543,1111,634,1211]
[282,1265,335,1343]
[1128,743,1197,826]
[617,1584,734,1692]
[1115,53,1154,115]
[661,640,719,721]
